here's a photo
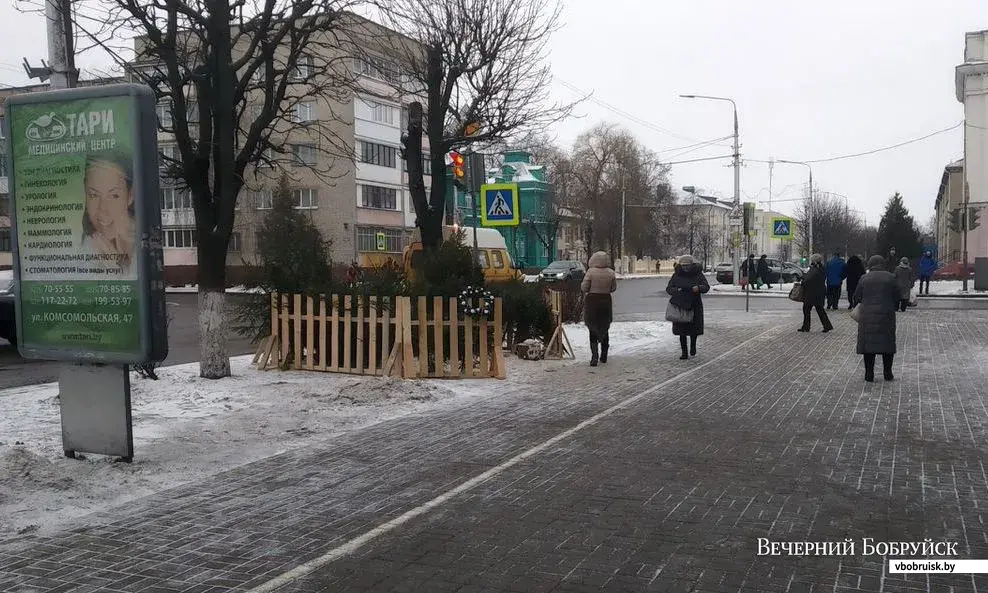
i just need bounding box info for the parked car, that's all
[540,260,586,282]
[932,262,973,280]
[0,270,15,345]
[715,259,805,285]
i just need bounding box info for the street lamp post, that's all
[681,94,740,284]
[777,160,813,256]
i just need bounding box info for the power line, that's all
[665,154,734,166]
[760,122,962,164]
[556,78,732,147]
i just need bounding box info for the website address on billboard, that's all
[889,559,988,573]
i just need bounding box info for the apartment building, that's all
[934,158,965,263]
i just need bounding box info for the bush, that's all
[489,279,553,347]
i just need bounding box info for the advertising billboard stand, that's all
[3,84,168,461]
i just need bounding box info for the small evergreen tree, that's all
[234,174,334,341]
[876,192,922,261]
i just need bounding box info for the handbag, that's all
[849,306,861,322]
[788,283,804,302]
[665,301,694,324]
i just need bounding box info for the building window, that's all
[0,115,5,138]
[293,54,315,80]
[254,189,274,210]
[360,185,397,210]
[357,227,403,252]
[0,153,7,177]
[357,98,397,126]
[228,232,242,253]
[0,228,10,252]
[292,144,317,166]
[160,187,193,210]
[402,154,432,175]
[293,188,317,209]
[293,101,314,123]
[156,100,173,128]
[159,144,178,171]
[164,228,197,248]
[492,250,505,269]
[358,141,397,168]
[354,57,399,83]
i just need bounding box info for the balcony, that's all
[161,209,197,227]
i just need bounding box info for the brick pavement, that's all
[2,309,988,592]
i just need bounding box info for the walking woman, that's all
[853,255,900,382]
[581,251,617,367]
[845,255,865,309]
[666,255,710,360]
[894,257,914,312]
[798,253,834,333]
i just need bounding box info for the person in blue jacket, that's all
[918,251,938,295]
[825,251,847,310]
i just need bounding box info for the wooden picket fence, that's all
[253,293,506,379]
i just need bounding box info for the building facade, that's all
[956,29,988,262]
[935,158,965,263]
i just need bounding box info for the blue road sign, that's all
[771,217,793,239]
[479,183,520,227]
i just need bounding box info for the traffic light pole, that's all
[963,119,970,292]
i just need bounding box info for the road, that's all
[4,307,987,592]
[1,279,985,390]
[0,293,256,389]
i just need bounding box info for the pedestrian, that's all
[757,254,772,289]
[845,255,865,309]
[581,251,617,366]
[918,251,938,295]
[894,257,914,312]
[853,255,900,382]
[798,253,834,333]
[665,254,710,360]
[825,251,846,310]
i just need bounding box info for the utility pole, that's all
[768,157,774,258]
[808,170,814,256]
[620,171,626,261]
[46,0,78,89]
[963,119,970,292]
[732,105,741,286]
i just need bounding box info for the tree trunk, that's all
[197,239,230,379]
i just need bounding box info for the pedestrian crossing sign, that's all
[479,183,520,227]
[771,217,793,240]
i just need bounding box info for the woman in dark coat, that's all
[798,253,834,333]
[845,255,865,309]
[666,254,710,360]
[853,255,900,382]
[893,257,914,312]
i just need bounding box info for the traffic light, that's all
[449,151,466,189]
[969,206,981,231]
[948,208,963,233]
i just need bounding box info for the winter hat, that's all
[810,253,824,265]
[900,257,910,266]
[677,254,695,266]
[868,255,885,270]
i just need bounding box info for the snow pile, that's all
[165,285,265,294]
[923,280,988,296]
[617,273,670,280]
[0,320,666,537]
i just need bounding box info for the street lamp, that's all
[777,159,813,256]
[680,94,741,284]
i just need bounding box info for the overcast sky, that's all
[0,0,983,227]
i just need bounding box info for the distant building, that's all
[453,150,556,269]
[935,158,964,263]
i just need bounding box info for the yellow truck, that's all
[403,225,523,284]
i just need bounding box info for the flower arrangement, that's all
[458,285,494,319]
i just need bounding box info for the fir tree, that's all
[876,192,922,260]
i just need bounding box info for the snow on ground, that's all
[922,280,988,296]
[709,283,795,297]
[0,320,667,537]
[166,285,265,294]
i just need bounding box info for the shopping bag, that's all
[849,306,861,322]
[788,283,804,302]
[665,301,694,324]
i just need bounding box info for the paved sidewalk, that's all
[2,310,988,592]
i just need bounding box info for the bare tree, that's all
[794,192,870,258]
[68,0,359,378]
[376,0,577,250]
